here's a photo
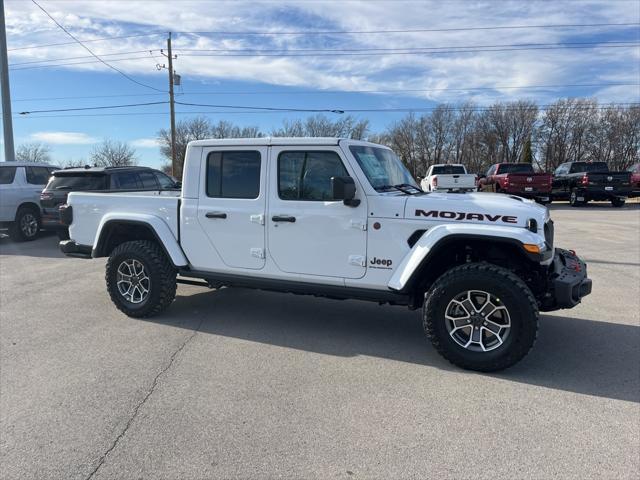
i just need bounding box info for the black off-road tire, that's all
[423,263,539,372]
[106,240,177,318]
[611,197,625,208]
[8,206,40,242]
[569,188,586,207]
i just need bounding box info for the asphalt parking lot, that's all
[1,203,639,480]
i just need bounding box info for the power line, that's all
[18,101,168,115]
[10,54,158,71]
[11,41,634,68]
[7,32,164,52]
[10,42,639,72]
[9,22,638,53]
[176,43,640,57]
[29,0,165,92]
[13,103,640,119]
[8,49,162,67]
[176,22,640,36]
[173,40,640,53]
[13,83,639,103]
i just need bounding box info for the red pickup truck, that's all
[479,163,552,204]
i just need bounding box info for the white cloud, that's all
[29,131,97,145]
[5,0,639,105]
[131,137,159,148]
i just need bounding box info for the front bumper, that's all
[540,248,592,311]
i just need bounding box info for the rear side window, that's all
[138,171,159,189]
[278,151,348,201]
[26,166,52,185]
[111,172,141,189]
[431,165,466,175]
[206,151,261,199]
[0,166,17,185]
[47,174,107,191]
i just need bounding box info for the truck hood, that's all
[404,192,548,228]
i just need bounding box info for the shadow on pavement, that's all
[145,287,640,404]
[548,202,640,211]
[0,231,64,259]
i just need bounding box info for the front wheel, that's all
[106,240,177,318]
[423,263,539,372]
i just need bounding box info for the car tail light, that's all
[40,192,54,201]
[432,176,438,188]
[581,174,589,186]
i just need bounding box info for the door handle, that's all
[205,211,227,219]
[272,215,296,223]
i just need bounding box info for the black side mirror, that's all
[174,181,182,189]
[331,176,360,207]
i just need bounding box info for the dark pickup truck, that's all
[552,161,632,207]
[478,163,552,204]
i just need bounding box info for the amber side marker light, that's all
[523,244,541,254]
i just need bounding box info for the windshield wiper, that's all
[375,184,423,195]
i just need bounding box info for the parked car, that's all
[59,138,591,372]
[420,164,477,192]
[552,161,632,207]
[478,163,552,204]
[40,166,180,239]
[627,163,640,197]
[0,162,59,241]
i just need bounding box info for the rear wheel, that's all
[569,188,586,207]
[106,240,177,318]
[423,263,538,372]
[8,206,40,242]
[611,197,625,208]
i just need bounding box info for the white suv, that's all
[0,162,58,241]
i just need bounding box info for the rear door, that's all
[196,147,267,270]
[267,146,367,279]
[0,166,19,221]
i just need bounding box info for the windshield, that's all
[499,164,534,174]
[432,165,466,175]
[46,174,107,191]
[349,145,418,190]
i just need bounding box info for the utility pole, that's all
[0,0,15,161]
[167,33,177,177]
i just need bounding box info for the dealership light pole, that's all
[0,0,15,161]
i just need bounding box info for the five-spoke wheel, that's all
[445,290,511,352]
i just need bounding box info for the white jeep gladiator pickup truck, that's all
[420,164,477,192]
[60,138,591,371]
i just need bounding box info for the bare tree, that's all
[90,139,136,167]
[271,114,368,139]
[15,142,51,163]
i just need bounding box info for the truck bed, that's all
[68,191,181,248]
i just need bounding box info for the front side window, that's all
[138,171,159,189]
[206,151,261,199]
[486,165,496,176]
[25,166,52,185]
[0,166,17,185]
[155,172,177,189]
[349,145,417,190]
[278,151,348,201]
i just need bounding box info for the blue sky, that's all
[3,0,640,168]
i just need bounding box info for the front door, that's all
[267,147,368,279]
[197,147,267,270]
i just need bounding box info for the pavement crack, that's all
[85,319,203,480]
